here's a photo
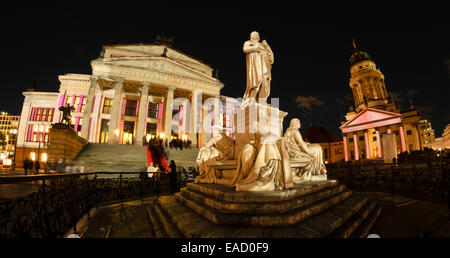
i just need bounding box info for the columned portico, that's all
[136,82,149,145]
[108,77,124,143]
[364,130,370,159]
[375,128,382,158]
[190,90,201,147]
[353,133,359,160]
[163,86,175,142]
[81,76,98,138]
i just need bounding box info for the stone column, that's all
[399,125,407,152]
[81,76,98,140]
[136,82,149,146]
[163,86,175,142]
[201,105,209,146]
[190,90,201,147]
[213,94,221,126]
[353,133,359,160]
[364,130,370,159]
[107,77,124,144]
[376,128,382,158]
[343,135,348,161]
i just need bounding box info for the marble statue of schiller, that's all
[242,31,274,103]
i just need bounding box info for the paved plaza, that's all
[75,192,450,238]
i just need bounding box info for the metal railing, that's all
[327,161,450,212]
[0,171,193,238]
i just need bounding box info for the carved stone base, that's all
[233,102,287,159]
[149,180,382,237]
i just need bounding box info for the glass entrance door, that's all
[99,119,109,143]
[122,121,135,145]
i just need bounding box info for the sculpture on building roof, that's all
[241,31,274,106]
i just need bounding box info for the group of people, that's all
[22,158,41,175]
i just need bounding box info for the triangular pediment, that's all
[103,58,219,83]
[340,108,402,130]
[103,44,213,75]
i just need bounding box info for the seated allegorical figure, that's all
[230,136,258,186]
[195,125,235,184]
[283,118,327,183]
[235,119,293,191]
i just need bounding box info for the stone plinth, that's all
[149,179,382,237]
[233,102,287,159]
[47,123,89,163]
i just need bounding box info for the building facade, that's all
[303,126,345,164]
[340,41,424,162]
[16,44,239,167]
[0,111,20,165]
[441,123,450,149]
[418,119,436,149]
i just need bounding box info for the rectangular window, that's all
[102,98,113,114]
[147,102,159,118]
[48,109,54,122]
[36,108,42,121]
[373,136,377,141]
[80,97,87,113]
[407,130,412,135]
[125,100,137,116]
[42,108,48,122]
[359,136,364,141]
[349,138,354,142]
[73,96,81,111]
[66,96,73,106]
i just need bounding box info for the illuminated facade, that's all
[418,120,436,149]
[0,111,20,165]
[16,43,239,167]
[340,41,424,162]
[303,126,345,164]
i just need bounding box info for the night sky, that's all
[1,6,449,137]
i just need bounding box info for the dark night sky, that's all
[1,5,449,137]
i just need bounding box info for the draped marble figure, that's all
[242,31,274,104]
[195,126,235,184]
[235,119,293,191]
[283,118,327,183]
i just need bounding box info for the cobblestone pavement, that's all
[81,197,158,238]
[365,192,450,238]
[77,192,450,238]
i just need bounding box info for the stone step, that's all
[180,184,346,214]
[186,180,339,203]
[154,202,185,238]
[147,206,168,238]
[74,143,147,172]
[329,199,377,238]
[175,189,352,226]
[155,193,368,237]
[350,204,383,238]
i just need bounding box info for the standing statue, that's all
[283,118,327,183]
[195,126,235,184]
[59,103,75,125]
[241,31,274,105]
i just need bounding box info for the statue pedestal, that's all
[233,102,287,159]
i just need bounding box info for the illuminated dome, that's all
[349,40,372,66]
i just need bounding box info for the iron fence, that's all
[0,171,189,238]
[327,161,450,211]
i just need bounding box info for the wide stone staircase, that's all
[165,148,199,170]
[73,143,147,173]
[148,180,382,238]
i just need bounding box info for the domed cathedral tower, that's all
[340,40,424,163]
[349,40,394,112]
